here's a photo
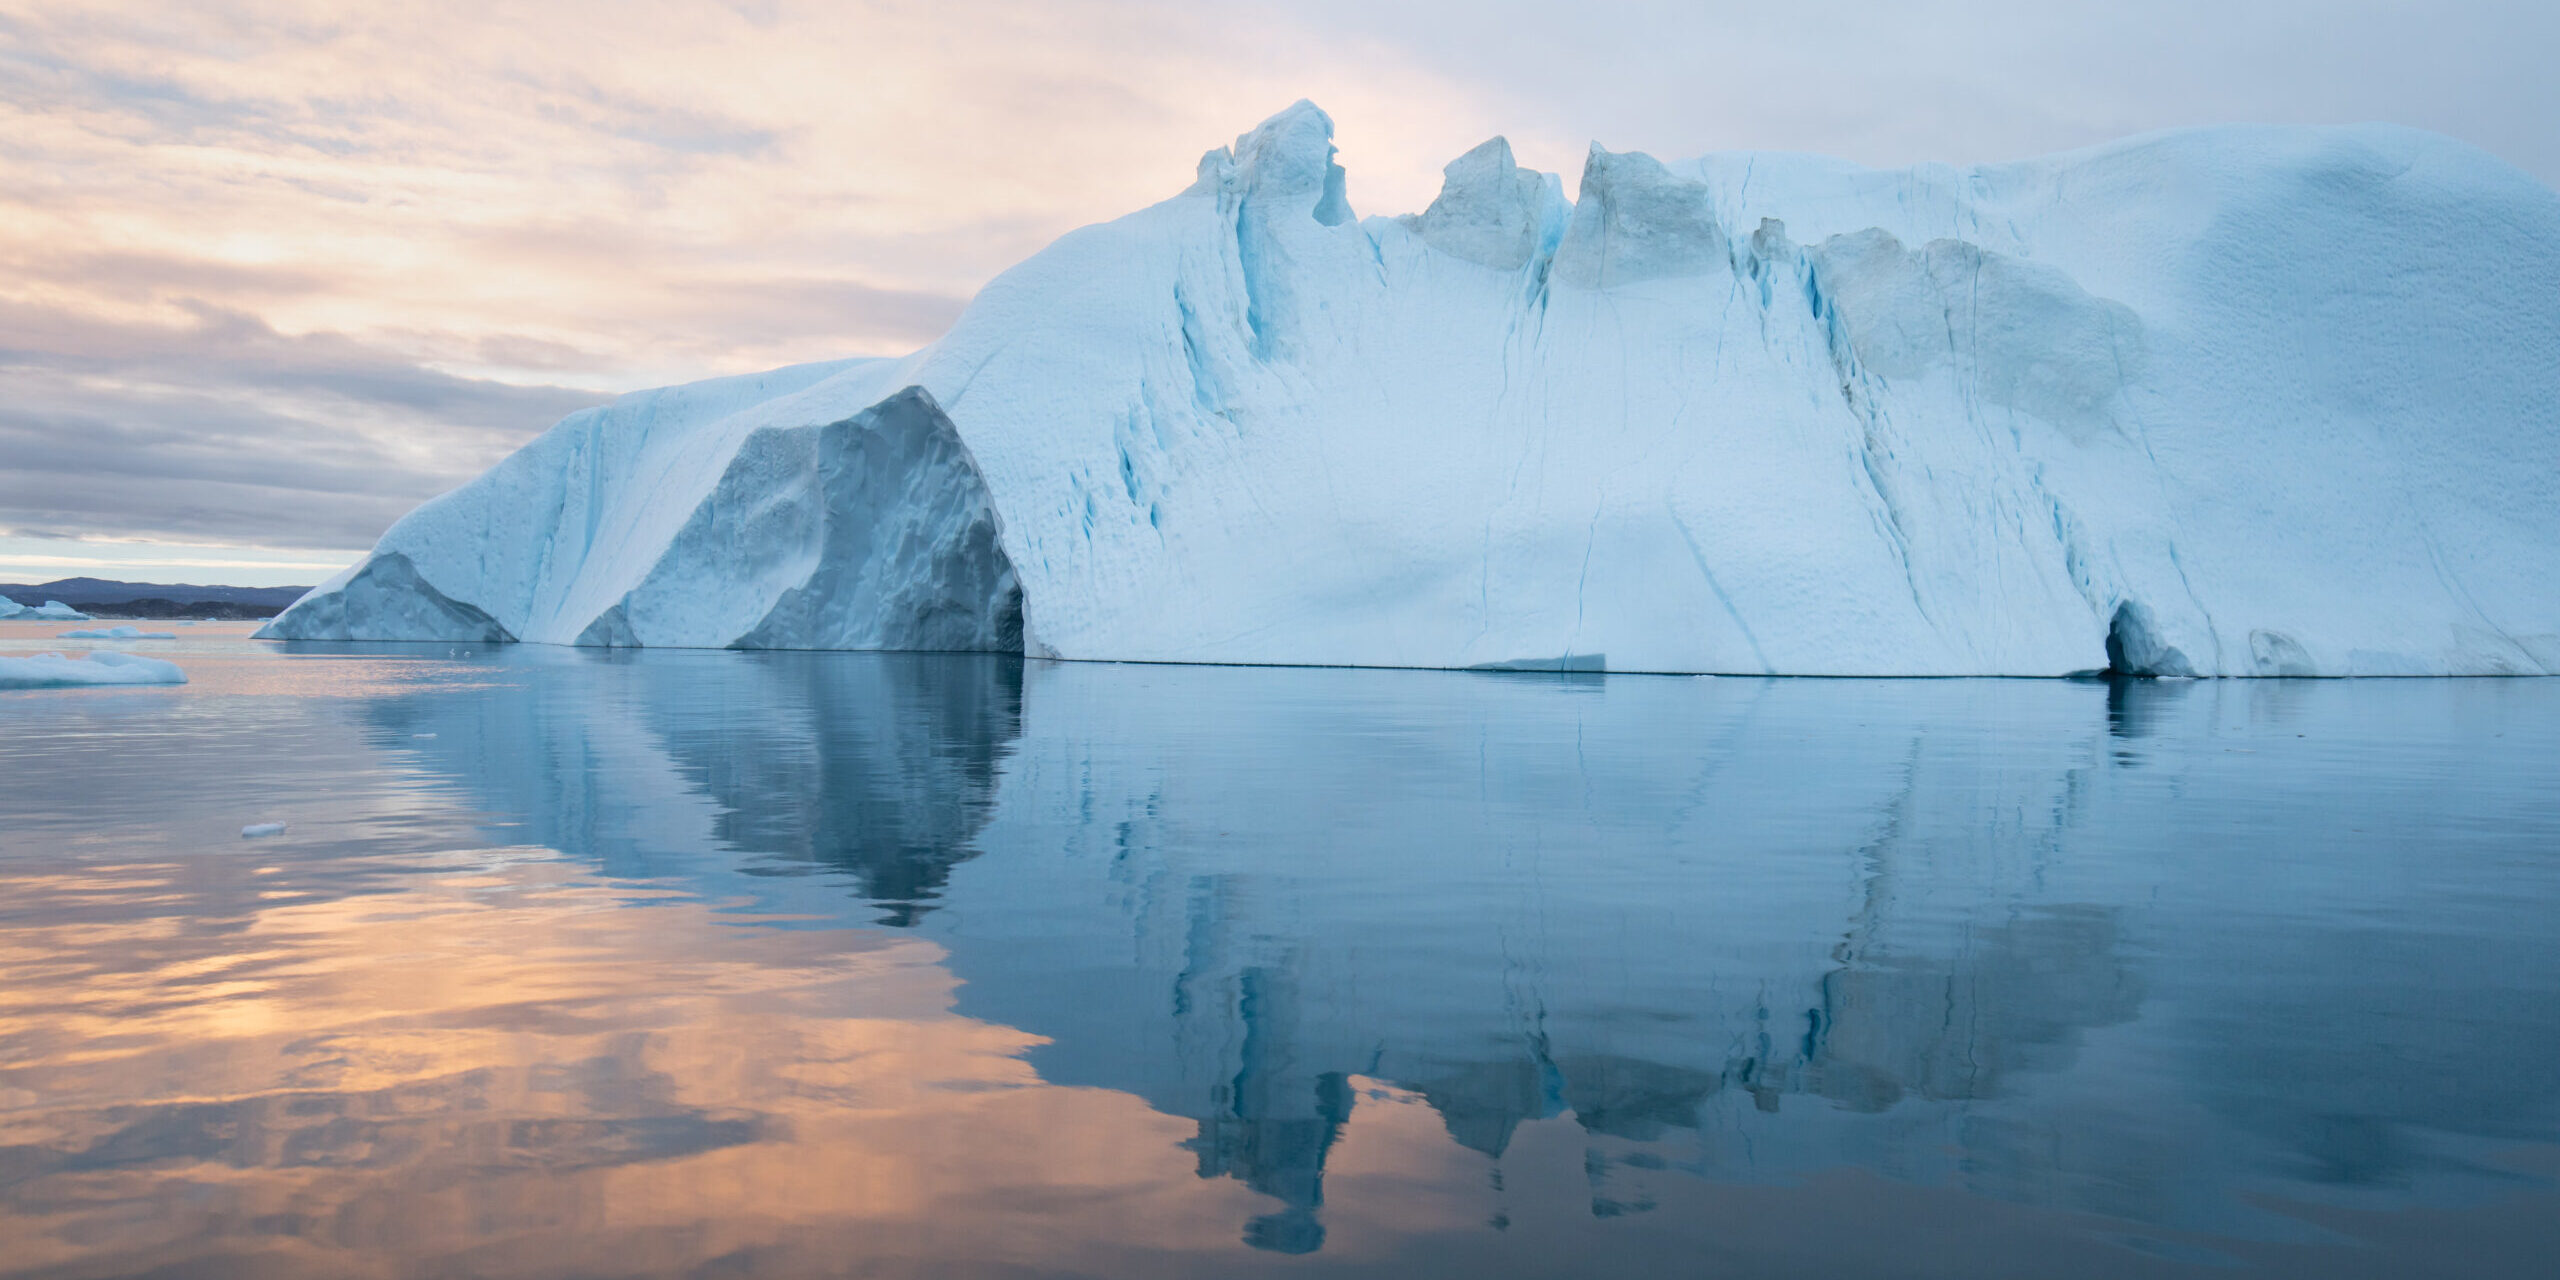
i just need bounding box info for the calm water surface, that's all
[2,621,2557,1278]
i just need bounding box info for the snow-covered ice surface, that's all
[262,104,2560,676]
[59,626,177,640]
[0,651,187,688]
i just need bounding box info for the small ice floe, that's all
[25,601,90,621]
[58,625,177,640]
[241,822,288,838]
[0,651,187,689]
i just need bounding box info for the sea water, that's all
[1,623,2554,1277]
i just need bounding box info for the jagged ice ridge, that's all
[262,103,2560,676]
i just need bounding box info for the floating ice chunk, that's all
[0,651,188,688]
[24,601,90,621]
[240,822,288,838]
[58,625,177,640]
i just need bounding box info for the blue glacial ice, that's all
[262,103,2560,676]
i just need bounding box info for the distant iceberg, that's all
[263,104,2560,676]
[59,625,177,640]
[0,651,186,689]
[8,600,92,621]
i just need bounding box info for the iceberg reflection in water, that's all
[1,635,2555,1277]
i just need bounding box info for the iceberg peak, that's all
[1219,99,1353,226]
[1403,137,1568,272]
[1552,143,1725,287]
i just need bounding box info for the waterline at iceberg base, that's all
[262,103,2560,676]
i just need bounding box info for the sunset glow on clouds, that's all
[4,0,2553,584]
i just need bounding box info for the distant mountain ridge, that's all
[2,578,311,618]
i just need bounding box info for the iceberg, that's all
[15,601,92,621]
[261,104,2560,676]
[58,625,177,640]
[0,651,187,689]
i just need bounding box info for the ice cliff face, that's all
[270,378,1019,651]
[263,101,2560,676]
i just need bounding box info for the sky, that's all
[4,0,2554,587]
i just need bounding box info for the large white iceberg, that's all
[0,651,186,688]
[262,104,2560,676]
